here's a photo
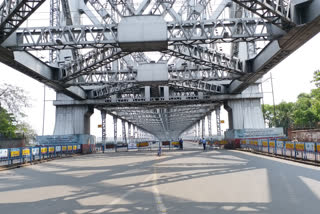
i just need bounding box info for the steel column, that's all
[113,116,117,144]
[122,119,127,144]
[202,118,205,138]
[216,106,221,136]
[101,110,106,143]
[208,112,212,137]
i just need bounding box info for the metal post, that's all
[113,116,117,144]
[101,110,106,144]
[42,85,45,135]
[202,118,205,138]
[197,121,201,139]
[216,106,221,136]
[208,112,212,137]
[270,72,277,127]
[128,123,132,143]
[122,120,127,144]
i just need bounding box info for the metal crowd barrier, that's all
[240,139,320,163]
[0,144,82,166]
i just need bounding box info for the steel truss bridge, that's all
[0,0,320,141]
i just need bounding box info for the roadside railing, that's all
[240,139,320,163]
[0,144,82,166]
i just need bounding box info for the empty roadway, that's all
[0,142,319,214]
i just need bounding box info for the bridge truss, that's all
[0,0,320,141]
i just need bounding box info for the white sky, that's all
[0,0,319,138]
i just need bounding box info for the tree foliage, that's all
[262,70,320,132]
[0,107,17,138]
[0,83,30,119]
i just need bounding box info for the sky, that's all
[0,1,320,139]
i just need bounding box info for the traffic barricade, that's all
[0,148,9,165]
[136,142,149,151]
[284,141,294,158]
[22,147,32,163]
[305,142,316,161]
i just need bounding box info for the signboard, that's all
[41,147,47,154]
[286,142,294,150]
[98,124,102,128]
[55,146,62,152]
[77,145,81,150]
[32,148,39,155]
[22,148,30,156]
[262,141,268,147]
[68,146,73,151]
[171,142,179,146]
[162,141,170,146]
[220,120,225,123]
[0,149,8,158]
[296,143,304,151]
[49,147,55,153]
[11,148,20,157]
[305,143,315,152]
[137,142,149,147]
[269,141,275,148]
[220,140,228,145]
[62,146,67,151]
[241,140,246,145]
[277,141,284,148]
[317,144,320,153]
[73,145,77,150]
[128,142,137,149]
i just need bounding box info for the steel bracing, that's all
[1,0,320,140]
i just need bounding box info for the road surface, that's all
[0,142,319,214]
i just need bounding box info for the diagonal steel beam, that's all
[0,0,46,42]
[232,0,295,30]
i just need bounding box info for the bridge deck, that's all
[0,142,319,214]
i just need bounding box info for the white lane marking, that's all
[153,167,168,214]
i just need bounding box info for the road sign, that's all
[98,124,102,128]
[220,120,225,123]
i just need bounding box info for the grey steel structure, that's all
[0,0,320,141]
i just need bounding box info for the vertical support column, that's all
[113,116,117,144]
[198,121,201,138]
[194,124,197,140]
[145,86,150,101]
[216,106,221,136]
[202,118,205,138]
[128,123,132,143]
[208,112,212,137]
[134,126,138,142]
[122,120,127,144]
[101,110,106,144]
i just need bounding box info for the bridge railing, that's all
[240,138,320,163]
[0,144,83,167]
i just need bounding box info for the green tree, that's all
[312,69,320,88]
[0,83,30,119]
[0,107,17,138]
[16,122,37,144]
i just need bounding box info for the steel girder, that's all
[6,18,273,51]
[0,0,45,42]
[231,0,295,31]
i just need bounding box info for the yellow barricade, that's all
[241,140,246,145]
[262,141,268,147]
[171,142,180,146]
[22,149,30,156]
[49,147,55,153]
[68,146,73,151]
[137,142,149,147]
[296,143,304,151]
[269,141,275,148]
[62,146,67,151]
[41,147,47,154]
[286,143,294,150]
[317,144,320,152]
[11,150,20,157]
[73,145,77,150]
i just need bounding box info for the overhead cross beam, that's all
[5,18,275,50]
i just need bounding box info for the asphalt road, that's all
[0,142,319,214]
